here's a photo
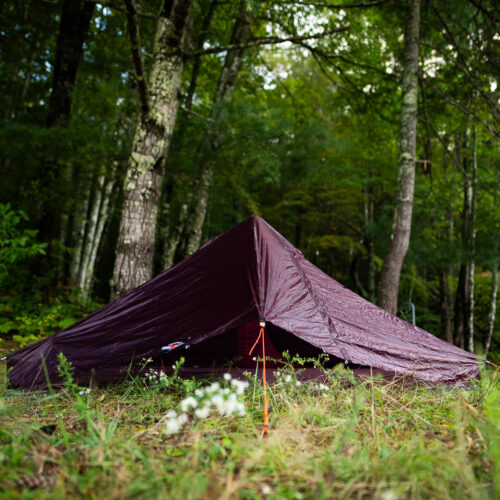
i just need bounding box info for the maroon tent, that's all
[7,214,479,388]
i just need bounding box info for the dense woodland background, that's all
[0,0,498,358]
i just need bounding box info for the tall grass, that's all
[0,362,499,499]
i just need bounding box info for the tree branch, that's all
[430,5,500,125]
[421,72,499,138]
[84,0,157,19]
[282,0,390,8]
[298,41,398,124]
[187,25,350,57]
[124,0,149,116]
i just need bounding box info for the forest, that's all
[0,0,500,498]
[0,0,499,355]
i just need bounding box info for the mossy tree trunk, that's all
[377,0,420,315]
[112,0,191,298]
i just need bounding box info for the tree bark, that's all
[37,0,95,257]
[46,0,95,127]
[454,263,468,349]
[377,0,420,315]
[81,176,114,298]
[184,0,218,110]
[364,173,376,303]
[112,0,191,298]
[178,3,253,259]
[69,171,93,284]
[455,126,477,352]
[464,127,477,352]
[484,261,498,357]
[439,268,453,343]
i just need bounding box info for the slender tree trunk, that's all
[112,0,191,298]
[485,261,498,357]
[377,0,420,315]
[439,268,453,343]
[454,263,468,349]
[164,200,190,269]
[81,177,114,298]
[69,172,93,283]
[184,0,218,110]
[457,126,477,352]
[465,128,477,352]
[364,173,376,303]
[178,3,253,259]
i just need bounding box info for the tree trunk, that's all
[464,128,477,352]
[184,0,218,110]
[484,261,498,357]
[458,126,477,352]
[46,0,95,127]
[164,200,190,269]
[439,268,453,343]
[112,0,191,298]
[454,263,468,349]
[69,172,93,284]
[37,0,95,255]
[81,177,114,298]
[377,0,420,315]
[178,3,253,259]
[364,173,376,303]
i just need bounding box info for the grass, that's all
[0,357,499,500]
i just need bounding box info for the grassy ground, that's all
[1,357,499,500]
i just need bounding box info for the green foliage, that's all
[0,291,101,350]
[0,203,46,290]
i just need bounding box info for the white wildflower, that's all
[319,384,329,391]
[285,375,292,383]
[166,410,177,419]
[296,381,301,387]
[180,396,198,412]
[223,373,232,381]
[78,388,90,395]
[206,382,220,393]
[165,418,181,434]
[252,357,256,361]
[211,394,225,410]
[230,379,249,395]
[194,388,204,397]
[236,402,246,416]
[222,399,237,416]
[261,484,272,495]
[194,406,210,419]
[177,413,188,425]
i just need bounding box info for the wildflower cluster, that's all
[274,369,302,388]
[143,367,169,389]
[139,357,169,390]
[165,373,249,434]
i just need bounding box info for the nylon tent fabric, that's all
[6,214,479,388]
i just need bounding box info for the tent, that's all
[6,214,479,388]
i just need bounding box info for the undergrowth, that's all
[0,358,499,500]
